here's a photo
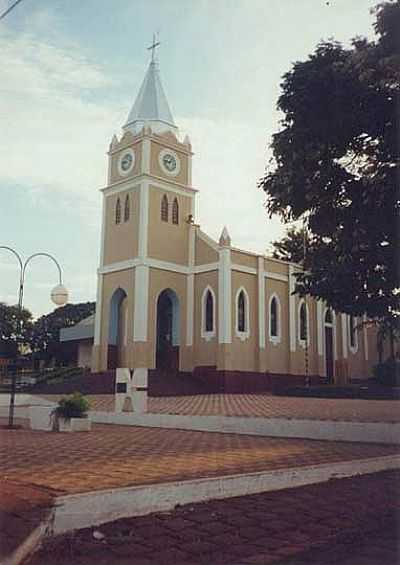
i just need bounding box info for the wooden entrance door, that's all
[156,290,179,370]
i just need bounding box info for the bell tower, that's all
[92,39,196,372]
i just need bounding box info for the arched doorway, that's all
[324,309,334,383]
[156,289,180,370]
[108,288,128,369]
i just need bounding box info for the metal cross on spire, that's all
[147,33,160,63]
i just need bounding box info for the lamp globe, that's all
[51,284,69,306]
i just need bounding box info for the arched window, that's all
[206,291,213,332]
[115,197,121,224]
[124,194,130,222]
[349,315,358,352]
[235,287,249,339]
[201,286,216,339]
[269,295,280,341]
[299,301,308,343]
[161,195,169,222]
[238,291,245,332]
[325,309,333,324]
[172,198,179,225]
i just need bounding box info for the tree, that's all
[30,302,95,360]
[0,302,33,356]
[260,1,399,331]
[270,227,308,264]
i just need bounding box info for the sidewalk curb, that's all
[90,410,400,444]
[2,511,54,565]
[51,454,400,535]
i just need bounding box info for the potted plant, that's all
[51,392,91,432]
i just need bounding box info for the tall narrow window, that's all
[270,297,278,338]
[325,309,332,324]
[161,195,169,222]
[172,198,179,225]
[238,290,246,332]
[349,315,357,349]
[115,197,121,224]
[300,302,307,342]
[205,290,213,332]
[124,194,130,222]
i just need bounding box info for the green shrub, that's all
[373,358,400,387]
[52,392,90,419]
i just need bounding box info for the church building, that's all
[62,47,377,392]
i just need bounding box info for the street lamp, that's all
[0,246,68,428]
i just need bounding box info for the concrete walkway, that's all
[1,423,398,495]
[27,470,400,565]
[35,393,400,422]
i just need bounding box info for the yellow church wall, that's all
[193,272,218,367]
[147,186,192,265]
[264,257,290,276]
[229,272,258,372]
[231,250,258,270]
[103,188,140,265]
[147,268,188,369]
[195,235,219,265]
[149,139,189,186]
[265,279,290,375]
[347,320,369,379]
[109,138,143,185]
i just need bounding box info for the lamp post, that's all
[0,246,68,428]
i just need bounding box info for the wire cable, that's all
[0,0,25,21]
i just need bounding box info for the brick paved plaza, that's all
[1,423,398,495]
[36,393,400,423]
[27,470,400,565]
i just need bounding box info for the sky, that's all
[0,0,379,318]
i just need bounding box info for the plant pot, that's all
[58,417,91,432]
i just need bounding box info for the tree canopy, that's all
[0,302,33,356]
[30,302,95,358]
[270,227,308,265]
[260,1,399,325]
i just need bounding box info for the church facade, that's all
[83,54,376,391]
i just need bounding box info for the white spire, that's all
[219,226,231,247]
[123,54,177,136]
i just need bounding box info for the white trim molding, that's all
[235,286,250,341]
[341,313,348,359]
[317,301,323,356]
[138,181,149,258]
[348,315,359,354]
[93,275,103,346]
[268,292,281,345]
[288,266,296,353]
[141,137,151,174]
[363,314,369,361]
[133,265,149,342]
[218,247,232,344]
[186,274,194,347]
[201,285,216,341]
[258,257,266,349]
[297,299,310,349]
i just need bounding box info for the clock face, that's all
[118,150,135,175]
[121,153,133,171]
[162,153,177,172]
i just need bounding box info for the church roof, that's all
[123,60,177,135]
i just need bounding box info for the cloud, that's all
[0,32,123,204]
